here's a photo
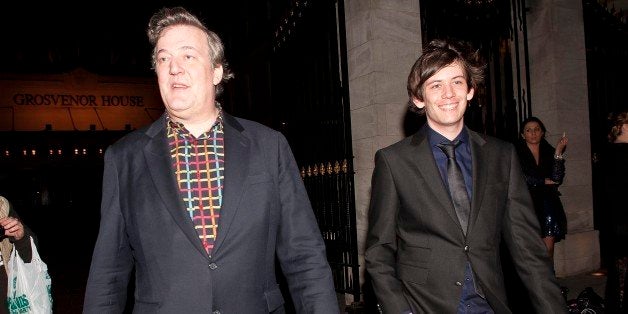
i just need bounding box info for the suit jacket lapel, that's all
[468,128,488,234]
[410,127,461,228]
[211,114,250,255]
[143,115,209,258]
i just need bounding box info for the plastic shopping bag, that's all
[6,236,52,314]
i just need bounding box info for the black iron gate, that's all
[300,160,359,300]
[420,0,530,142]
[582,0,628,270]
[269,0,360,303]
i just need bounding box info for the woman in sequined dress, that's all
[515,116,568,263]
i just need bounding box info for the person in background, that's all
[365,38,566,313]
[83,7,339,313]
[515,116,568,264]
[0,196,33,314]
[603,111,628,314]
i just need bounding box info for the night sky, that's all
[1,1,270,76]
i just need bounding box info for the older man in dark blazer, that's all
[365,39,567,313]
[83,7,338,314]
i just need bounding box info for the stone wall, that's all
[344,0,422,304]
[526,0,599,277]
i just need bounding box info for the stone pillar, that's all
[526,0,599,277]
[344,0,422,303]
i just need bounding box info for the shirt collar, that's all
[427,125,468,148]
[165,105,224,138]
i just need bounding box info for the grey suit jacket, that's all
[365,126,567,314]
[83,113,338,313]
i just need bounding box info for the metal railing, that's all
[300,159,360,302]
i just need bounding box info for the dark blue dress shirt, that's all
[427,126,494,314]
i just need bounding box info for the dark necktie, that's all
[437,140,471,235]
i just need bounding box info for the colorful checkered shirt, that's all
[166,113,224,254]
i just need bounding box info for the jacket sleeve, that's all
[8,207,33,263]
[502,145,568,313]
[273,133,340,314]
[365,150,413,314]
[83,146,134,313]
[549,157,566,185]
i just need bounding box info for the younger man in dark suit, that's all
[365,39,567,313]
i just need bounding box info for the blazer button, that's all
[209,263,218,270]
[464,245,469,252]
[455,281,463,286]
[212,311,221,314]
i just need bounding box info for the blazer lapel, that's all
[410,127,462,229]
[143,116,209,258]
[210,114,250,255]
[468,128,488,234]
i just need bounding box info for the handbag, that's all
[6,236,52,314]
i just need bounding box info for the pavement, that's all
[557,269,607,302]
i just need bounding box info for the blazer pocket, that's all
[264,285,285,312]
[397,263,428,285]
[396,245,430,284]
[247,172,272,185]
[397,243,430,264]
